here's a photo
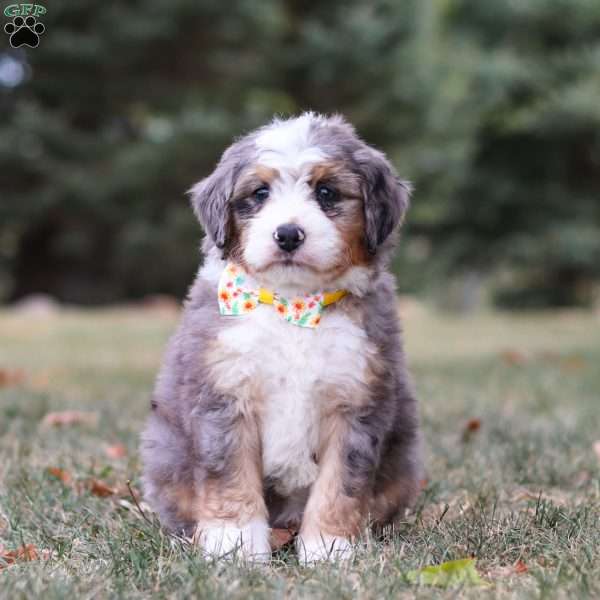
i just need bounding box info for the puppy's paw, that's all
[195,519,271,562]
[296,532,353,564]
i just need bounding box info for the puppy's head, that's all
[191,113,410,291]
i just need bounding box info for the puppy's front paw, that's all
[296,533,353,564]
[195,519,271,562]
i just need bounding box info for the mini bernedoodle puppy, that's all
[140,112,422,562]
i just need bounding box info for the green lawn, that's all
[0,306,599,599]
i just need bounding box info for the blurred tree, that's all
[1,0,599,306]
[436,0,600,306]
[1,0,292,302]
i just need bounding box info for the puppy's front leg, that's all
[192,401,270,561]
[297,415,370,563]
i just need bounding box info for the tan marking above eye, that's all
[310,162,362,199]
[232,165,280,201]
[254,165,279,184]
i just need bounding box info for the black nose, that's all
[273,223,305,253]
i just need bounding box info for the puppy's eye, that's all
[316,184,338,206]
[254,186,270,203]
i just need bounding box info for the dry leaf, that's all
[462,418,482,442]
[0,368,25,388]
[41,411,98,428]
[47,467,72,484]
[560,356,586,373]
[488,560,528,578]
[0,544,39,569]
[465,418,482,433]
[104,444,127,459]
[270,528,296,550]
[88,479,116,497]
[117,498,153,517]
[500,350,527,366]
[406,558,486,588]
[514,560,528,574]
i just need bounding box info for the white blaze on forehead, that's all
[255,113,328,170]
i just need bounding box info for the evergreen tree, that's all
[1,0,599,306]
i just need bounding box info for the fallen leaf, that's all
[117,498,154,517]
[270,528,296,550]
[466,418,481,432]
[511,487,573,506]
[0,544,39,569]
[88,479,116,497]
[500,350,527,366]
[0,368,25,388]
[41,411,98,428]
[488,560,528,578]
[560,356,586,373]
[104,444,127,459]
[593,441,600,462]
[47,467,72,484]
[406,558,486,588]
[514,560,528,574]
[462,418,482,442]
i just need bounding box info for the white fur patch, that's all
[296,533,353,563]
[195,519,271,561]
[203,254,374,496]
[256,113,327,171]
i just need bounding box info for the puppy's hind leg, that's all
[140,410,198,537]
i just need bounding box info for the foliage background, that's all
[1,0,599,307]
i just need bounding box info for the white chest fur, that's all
[212,303,372,495]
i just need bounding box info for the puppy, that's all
[140,113,422,562]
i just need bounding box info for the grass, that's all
[0,304,599,598]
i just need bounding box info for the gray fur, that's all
[189,136,257,253]
[140,274,242,535]
[352,272,422,521]
[307,115,410,254]
[141,113,422,539]
[356,149,410,254]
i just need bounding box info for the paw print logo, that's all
[4,16,45,48]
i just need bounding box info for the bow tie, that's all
[217,263,347,328]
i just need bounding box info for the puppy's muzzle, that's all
[273,223,305,253]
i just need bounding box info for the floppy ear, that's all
[189,165,234,252]
[356,147,411,254]
[189,141,251,253]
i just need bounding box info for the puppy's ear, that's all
[189,142,250,253]
[355,147,411,254]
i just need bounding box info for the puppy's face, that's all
[191,113,410,291]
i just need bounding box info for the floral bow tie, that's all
[217,263,346,328]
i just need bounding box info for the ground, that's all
[0,304,598,599]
